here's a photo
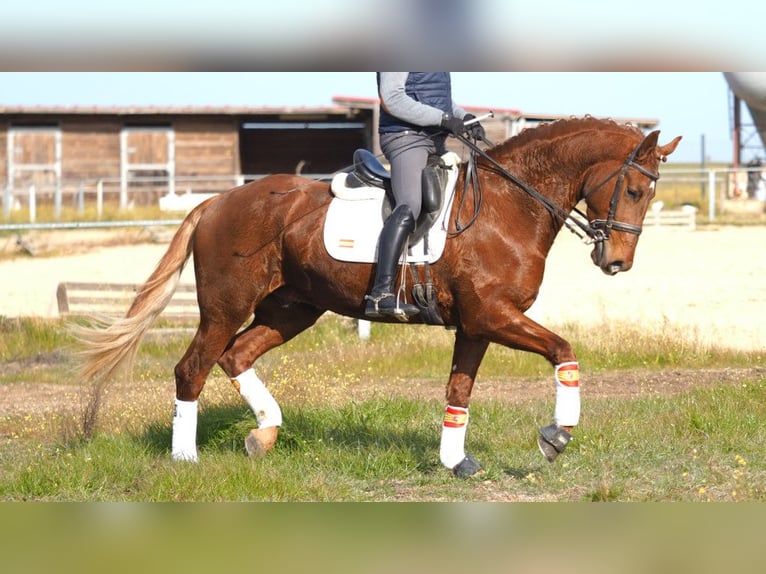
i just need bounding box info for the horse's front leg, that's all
[440,329,489,477]
[484,310,580,464]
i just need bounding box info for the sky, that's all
[0,72,749,164]
[1,1,763,165]
[0,1,763,71]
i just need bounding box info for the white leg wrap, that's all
[554,361,581,427]
[439,405,469,469]
[171,398,198,462]
[233,368,282,428]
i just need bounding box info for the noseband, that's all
[584,141,660,243]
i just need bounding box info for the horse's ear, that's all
[657,135,683,163]
[637,130,682,164]
[635,130,660,163]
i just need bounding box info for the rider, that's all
[364,72,486,320]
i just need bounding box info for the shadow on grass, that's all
[138,398,445,473]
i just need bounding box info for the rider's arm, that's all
[378,72,467,127]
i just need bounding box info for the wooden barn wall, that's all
[62,119,122,181]
[174,118,239,181]
[0,115,242,186]
[1,110,380,190]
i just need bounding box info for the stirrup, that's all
[537,424,571,463]
[364,292,419,321]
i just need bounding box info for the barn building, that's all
[0,97,658,215]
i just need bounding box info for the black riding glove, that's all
[440,113,467,136]
[462,114,486,141]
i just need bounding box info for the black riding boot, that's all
[364,204,421,321]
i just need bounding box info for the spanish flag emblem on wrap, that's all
[443,405,468,428]
[556,362,580,387]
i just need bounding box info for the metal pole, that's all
[0,219,183,232]
[120,129,128,210]
[168,130,176,196]
[700,134,706,201]
[6,131,13,220]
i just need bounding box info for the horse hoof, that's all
[537,424,571,463]
[245,426,279,457]
[453,454,483,478]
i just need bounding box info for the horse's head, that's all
[582,130,682,275]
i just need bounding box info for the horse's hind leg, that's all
[217,296,324,457]
[172,313,250,461]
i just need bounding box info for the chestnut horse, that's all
[78,117,681,477]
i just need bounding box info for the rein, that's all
[449,151,483,235]
[454,133,660,245]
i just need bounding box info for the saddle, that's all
[327,149,460,326]
[332,149,451,246]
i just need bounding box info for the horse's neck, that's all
[485,149,582,251]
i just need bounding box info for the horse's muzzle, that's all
[591,243,632,276]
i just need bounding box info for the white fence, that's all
[1,174,255,222]
[2,167,764,227]
[660,166,765,220]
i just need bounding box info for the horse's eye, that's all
[626,188,641,200]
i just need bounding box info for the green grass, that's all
[2,313,753,388]
[0,315,763,501]
[0,201,180,226]
[2,383,764,501]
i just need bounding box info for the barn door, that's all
[6,126,62,210]
[120,126,175,207]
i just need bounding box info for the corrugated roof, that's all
[0,104,356,116]
[0,98,658,128]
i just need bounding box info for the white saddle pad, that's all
[323,152,460,264]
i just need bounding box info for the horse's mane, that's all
[489,115,646,154]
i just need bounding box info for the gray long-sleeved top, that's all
[378,72,467,128]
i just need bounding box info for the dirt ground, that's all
[0,224,764,421]
[1,223,764,350]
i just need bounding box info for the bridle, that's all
[455,134,660,248]
[582,139,661,243]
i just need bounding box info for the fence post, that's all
[28,184,36,223]
[96,180,103,219]
[77,180,85,214]
[3,182,10,220]
[357,319,371,340]
[708,169,716,221]
[54,181,62,221]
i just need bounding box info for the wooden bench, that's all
[56,282,199,320]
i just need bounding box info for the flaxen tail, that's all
[75,195,220,385]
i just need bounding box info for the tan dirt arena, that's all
[1,225,764,352]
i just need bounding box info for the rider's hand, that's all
[462,114,486,141]
[440,113,467,137]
